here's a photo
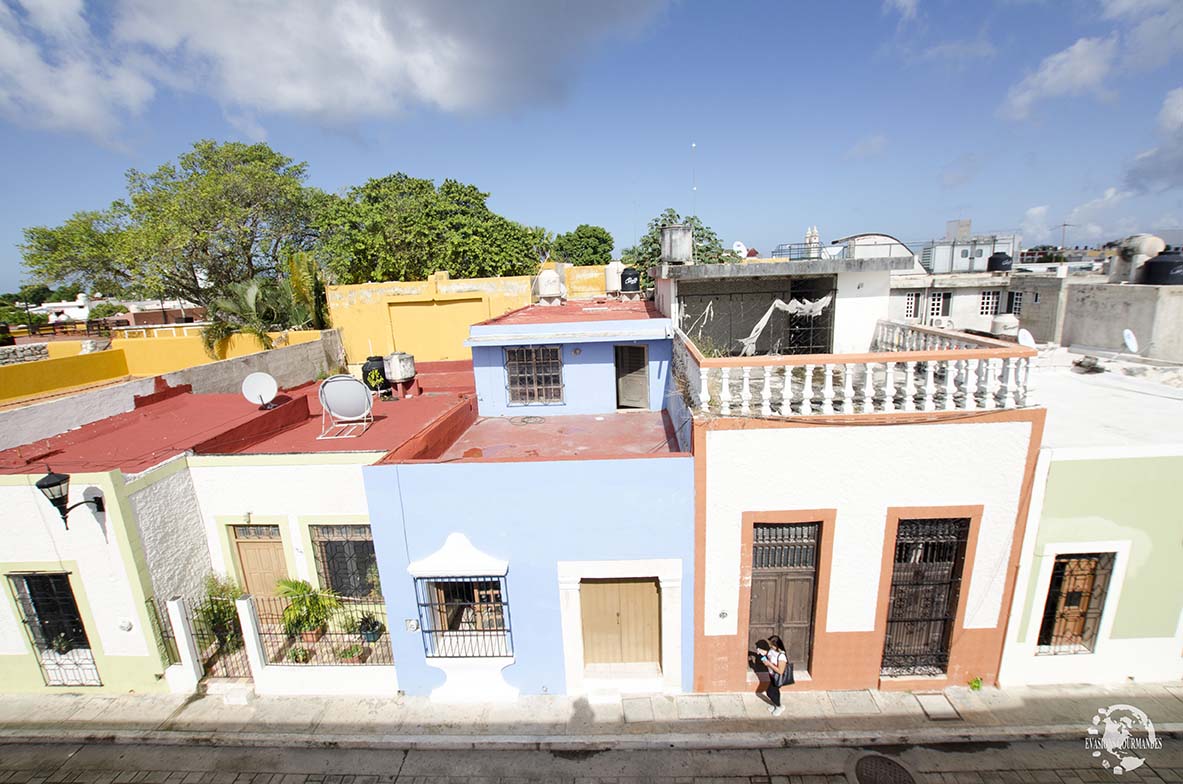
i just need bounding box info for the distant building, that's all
[919,219,1020,274]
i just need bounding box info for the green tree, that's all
[21,140,321,308]
[316,173,542,284]
[553,224,614,266]
[87,303,129,319]
[200,277,309,357]
[620,208,737,268]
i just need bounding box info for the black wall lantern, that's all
[36,468,105,529]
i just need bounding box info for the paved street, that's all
[1,741,1182,784]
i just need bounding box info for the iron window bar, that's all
[1036,552,1115,655]
[504,345,563,405]
[414,575,513,658]
[309,524,382,599]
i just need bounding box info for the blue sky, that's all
[1,0,1182,292]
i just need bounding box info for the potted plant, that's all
[336,644,366,664]
[357,612,385,643]
[287,645,312,664]
[276,578,340,642]
[51,632,73,655]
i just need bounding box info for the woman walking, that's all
[756,637,789,716]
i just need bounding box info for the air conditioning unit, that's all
[930,316,955,330]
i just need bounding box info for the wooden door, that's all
[1055,557,1098,643]
[233,525,287,597]
[614,346,649,409]
[580,578,661,665]
[748,523,819,671]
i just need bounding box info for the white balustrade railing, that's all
[676,321,1035,417]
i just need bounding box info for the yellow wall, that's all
[46,341,85,359]
[326,266,610,364]
[114,330,324,376]
[0,350,130,402]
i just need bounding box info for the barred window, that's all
[928,291,950,319]
[904,292,920,319]
[414,576,512,658]
[505,346,563,404]
[979,290,1000,316]
[1008,291,1024,316]
[309,525,381,598]
[1036,553,1115,655]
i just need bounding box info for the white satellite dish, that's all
[732,241,748,258]
[241,371,278,409]
[1017,328,1037,349]
[1122,328,1138,354]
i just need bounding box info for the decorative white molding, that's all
[407,533,508,578]
[556,558,683,697]
[425,657,518,703]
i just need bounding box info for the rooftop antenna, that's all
[1058,222,1075,250]
[690,142,697,264]
[241,371,279,410]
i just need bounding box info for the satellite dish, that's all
[1122,328,1138,354]
[1017,328,1037,349]
[732,241,748,258]
[241,372,278,409]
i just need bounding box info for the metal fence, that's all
[184,595,252,677]
[250,595,393,666]
[414,576,513,658]
[144,596,179,666]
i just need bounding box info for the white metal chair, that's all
[317,374,374,439]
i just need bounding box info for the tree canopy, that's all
[620,208,736,268]
[316,173,544,284]
[553,224,614,266]
[20,140,321,308]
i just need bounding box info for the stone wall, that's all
[0,344,48,366]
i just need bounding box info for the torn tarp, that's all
[737,295,833,356]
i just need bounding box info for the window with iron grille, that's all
[414,576,512,657]
[928,291,951,319]
[904,292,920,319]
[1036,553,1115,655]
[979,290,1000,316]
[309,525,381,598]
[1007,291,1024,316]
[753,523,819,569]
[505,346,563,404]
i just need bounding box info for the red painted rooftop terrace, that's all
[475,299,663,326]
[0,359,683,475]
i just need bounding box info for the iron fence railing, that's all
[184,595,252,677]
[250,595,393,666]
[145,596,179,666]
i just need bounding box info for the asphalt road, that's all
[0,740,1180,784]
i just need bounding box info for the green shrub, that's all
[287,646,312,663]
[276,578,340,636]
[194,574,244,652]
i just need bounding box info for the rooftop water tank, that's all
[987,252,1013,272]
[991,313,1020,337]
[536,269,563,301]
[660,224,693,264]
[383,352,416,383]
[621,267,641,293]
[1136,248,1183,285]
[606,260,625,294]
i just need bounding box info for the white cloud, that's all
[1001,35,1117,120]
[847,134,887,159]
[0,0,666,140]
[883,0,917,21]
[917,38,996,64]
[1100,0,1183,71]
[1125,87,1183,191]
[1021,205,1051,244]
[0,1,155,138]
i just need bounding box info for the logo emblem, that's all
[1085,704,1163,775]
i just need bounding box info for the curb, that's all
[3,723,1182,751]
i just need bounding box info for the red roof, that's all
[0,362,478,475]
[476,300,663,327]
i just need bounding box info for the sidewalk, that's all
[1,683,1181,751]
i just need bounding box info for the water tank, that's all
[991,313,1020,337]
[383,352,416,383]
[361,356,390,391]
[660,224,693,264]
[1110,233,1166,283]
[605,260,625,293]
[536,269,562,299]
[1137,249,1183,285]
[986,252,1013,272]
[621,268,641,293]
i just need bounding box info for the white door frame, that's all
[557,558,682,696]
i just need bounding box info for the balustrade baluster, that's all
[883,362,897,413]
[964,359,978,410]
[779,365,792,416]
[983,358,998,410]
[741,367,753,414]
[699,367,711,411]
[902,361,917,412]
[720,367,732,415]
[761,366,772,416]
[944,359,957,410]
[923,361,936,412]
[821,365,835,415]
[798,364,814,415]
[842,363,855,414]
[862,362,875,414]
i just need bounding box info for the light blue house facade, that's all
[466,303,673,416]
[362,300,694,702]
